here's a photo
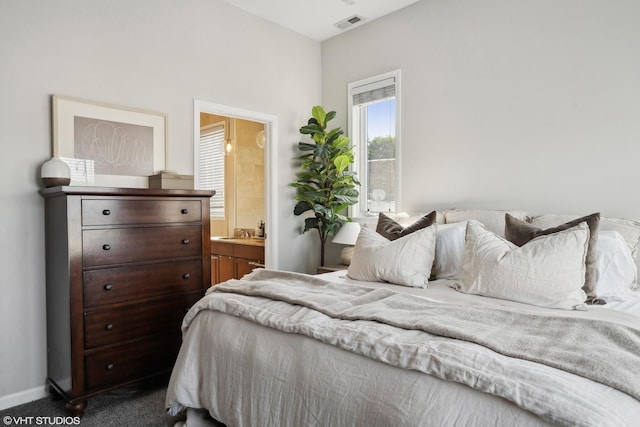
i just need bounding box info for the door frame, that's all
[194,99,278,270]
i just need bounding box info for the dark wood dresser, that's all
[40,186,214,416]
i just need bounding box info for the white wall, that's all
[0,0,321,407]
[322,0,640,219]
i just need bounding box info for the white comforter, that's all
[166,270,640,427]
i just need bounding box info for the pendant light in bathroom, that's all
[225,118,235,156]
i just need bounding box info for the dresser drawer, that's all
[84,292,200,348]
[85,331,181,390]
[83,260,203,308]
[82,199,202,226]
[83,226,202,266]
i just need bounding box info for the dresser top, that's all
[39,186,215,198]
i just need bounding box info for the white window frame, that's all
[348,69,401,218]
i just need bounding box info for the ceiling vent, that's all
[335,15,365,30]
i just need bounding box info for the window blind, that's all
[199,124,225,218]
[352,77,396,105]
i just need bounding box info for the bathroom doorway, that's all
[200,113,265,237]
[194,100,278,269]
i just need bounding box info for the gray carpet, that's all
[0,378,184,427]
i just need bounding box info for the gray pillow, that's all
[505,212,600,300]
[376,211,437,240]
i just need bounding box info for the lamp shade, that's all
[333,222,361,245]
[333,222,361,265]
[41,157,71,187]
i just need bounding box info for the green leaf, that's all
[334,194,359,205]
[333,154,350,173]
[332,135,350,149]
[297,142,317,151]
[302,189,326,201]
[335,213,350,222]
[334,187,359,197]
[300,124,323,135]
[326,222,341,236]
[325,128,344,145]
[314,143,331,159]
[311,106,326,127]
[325,110,336,123]
[304,217,319,232]
[293,201,312,216]
[313,204,330,216]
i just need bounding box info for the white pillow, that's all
[444,209,529,237]
[433,221,467,279]
[595,231,637,301]
[532,214,640,261]
[348,224,437,288]
[455,221,589,309]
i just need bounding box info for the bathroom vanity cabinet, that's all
[211,239,265,285]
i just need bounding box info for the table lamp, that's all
[332,222,361,265]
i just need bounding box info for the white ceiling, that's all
[223,0,421,42]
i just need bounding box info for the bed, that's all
[166,209,640,427]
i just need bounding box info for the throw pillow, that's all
[348,224,437,288]
[531,213,640,264]
[456,221,588,309]
[505,212,599,299]
[433,221,467,279]
[376,211,437,240]
[594,231,637,300]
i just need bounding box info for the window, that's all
[199,123,225,218]
[348,70,400,217]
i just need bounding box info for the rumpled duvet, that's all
[167,269,640,427]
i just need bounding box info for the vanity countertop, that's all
[211,237,265,247]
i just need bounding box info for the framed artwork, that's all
[52,95,168,188]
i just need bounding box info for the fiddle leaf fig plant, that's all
[292,106,360,266]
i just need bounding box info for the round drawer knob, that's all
[106,363,114,371]
[181,208,189,214]
[105,324,114,331]
[102,244,111,251]
[181,239,190,245]
[102,209,111,216]
[104,283,113,291]
[182,273,191,280]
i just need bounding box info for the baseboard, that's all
[0,385,48,411]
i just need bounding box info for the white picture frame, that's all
[52,95,168,188]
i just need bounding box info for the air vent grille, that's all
[335,15,365,30]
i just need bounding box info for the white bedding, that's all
[324,271,640,321]
[166,270,640,427]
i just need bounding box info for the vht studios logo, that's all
[3,416,81,426]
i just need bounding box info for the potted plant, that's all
[292,106,360,266]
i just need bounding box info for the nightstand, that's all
[316,264,348,274]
